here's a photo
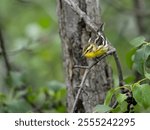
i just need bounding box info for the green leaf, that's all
[104,87,129,106]
[15,89,27,99]
[144,44,150,58]
[133,46,145,75]
[130,36,145,47]
[111,101,128,113]
[104,88,115,106]
[124,76,135,84]
[0,93,6,103]
[47,80,65,92]
[120,101,128,112]
[126,48,136,68]
[5,99,32,112]
[111,105,121,113]
[132,84,144,107]
[144,69,150,79]
[142,84,150,107]
[134,104,145,113]
[93,105,112,113]
[133,44,150,76]
[5,71,24,88]
[144,53,150,79]
[132,84,150,108]
[54,88,66,102]
[34,90,46,107]
[110,93,128,113]
[116,93,127,103]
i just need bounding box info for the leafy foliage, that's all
[93,105,112,113]
[94,37,150,113]
[0,80,66,112]
[0,0,66,112]
[133,40,150,79]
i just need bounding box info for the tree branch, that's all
[0,29,11,76]
[133,0,146,34]
[71,69,90,113]
[113,51,124,86]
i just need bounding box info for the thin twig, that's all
[0,29,11,76]
[113,51,124,86]
[71,69,90,112]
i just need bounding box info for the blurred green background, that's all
[0,0,149,112]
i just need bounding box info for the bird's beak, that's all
[81,53,84,57]
[81,52,85,57]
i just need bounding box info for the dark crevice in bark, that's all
[79,0,87,13]
[74,99,85,113]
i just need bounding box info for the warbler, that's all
[82,32,109,58]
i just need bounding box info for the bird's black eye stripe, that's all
[83,44,94,54]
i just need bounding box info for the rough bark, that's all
[57,0,113,112]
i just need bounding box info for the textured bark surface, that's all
[57,0,113,112]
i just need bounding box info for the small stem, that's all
[71,69,90,113]
[114,86,130,92]
[112,51,124,86]
[73,65,89,69]
[137,77,148,84]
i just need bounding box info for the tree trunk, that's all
[57,0,113,112]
